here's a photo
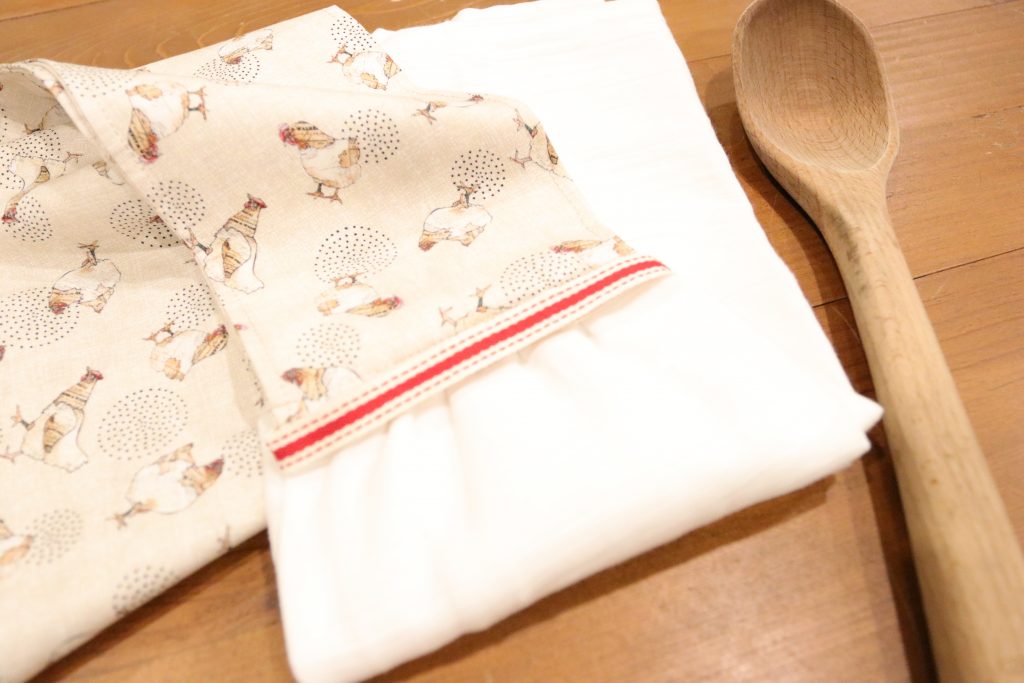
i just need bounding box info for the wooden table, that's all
[7,0,1020,680]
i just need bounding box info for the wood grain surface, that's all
[4,1,1020,681]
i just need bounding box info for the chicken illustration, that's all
[0,519,32,569]
[552,237,634,268]
[126,82,208,163]
[328,42,400,91]
[49,241,122,314]
[23,105,71,135]
[92,160,125,185]
[111,443,223,527]
[145,322,228,381]
[3,162,49,223]
[414,101,447,124]
[419,184,492,251]
[279,122,362,203]
[439,286,509,333]
[8,368,103,472]
[413,94,484,124]
[511,110,565,176]
[2,148,80,223]
[316,275,401,318]
[281,366,361,421]
[187,194,266,293]
[217,28,273,64]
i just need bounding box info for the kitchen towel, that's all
[0,4,668,681]
[264,1,884,682]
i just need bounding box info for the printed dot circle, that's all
[343,109,399,165]
[0,153,19,192]
[109,199,180,248]
[0,287,79,349]
[194,53,260,84]
[165,283,215,329]
[296,320,360,368]
[111,565,179,617]
[314,225,396,282]
[222,428,262,478]
[145,180,205,232]
[0,109,10,141]
[99,388,187,461]
[55,63,134,98]
[501,251,586,304]
[5,128,63,160]
[451,149,506,200]
[330,16,376,53]
[26,509,82,565]
[3,195,52,242]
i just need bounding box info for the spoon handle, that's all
[823,195,1024,681]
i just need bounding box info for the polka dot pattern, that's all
[451,149,506,200]
[297,320,360,368]
[111,565,179,617]
[165,283,215,329]
[109,199,180,248]
[501,251,586,304]
[98,388,187,461]
[55,63,134,98]
[26,509,82,565]
[194,53,260,85]
[0,152,20,192]
[0,108,10,142]
[5,128,62,160]
[343,109,398,165]
[145,180,205,232]
[0,287,79,349]
[330,16,376,54]
[222,428,262,478]
[313,225,396,282]
[3,196,52,242]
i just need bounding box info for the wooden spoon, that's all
[732,0,1024,680]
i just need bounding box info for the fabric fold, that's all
[8,36,668,471]
[0,3,881,682]
[1,4,664,679]
[264,2,882,682]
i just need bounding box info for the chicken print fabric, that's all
[112,443,224,527]
[49,241,121,314]
[8,368,103,472]
[125,82,207,163]
[189,193,267,293]
[0,7,666,681]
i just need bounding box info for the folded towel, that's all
[0,3,664,680]
[264,1,883,682]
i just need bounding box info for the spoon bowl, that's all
[733,1,1024,680]
[735,0,895,175]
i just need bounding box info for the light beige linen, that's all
[0,7,662,681]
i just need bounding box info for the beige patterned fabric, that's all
[0,6,664,681]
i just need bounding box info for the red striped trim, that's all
[273,258,667,465]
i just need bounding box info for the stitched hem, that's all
[269,255,670,471]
